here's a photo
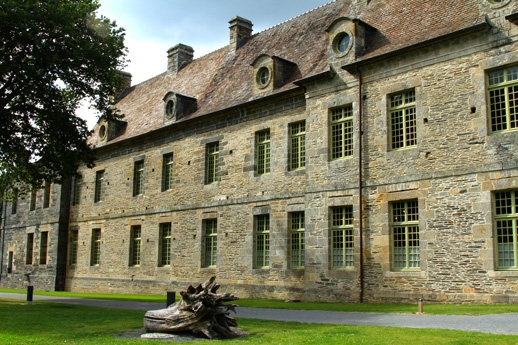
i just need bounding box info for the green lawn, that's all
[2,288,518,315]
[1,298,518,344]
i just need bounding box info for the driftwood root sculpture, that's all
[143,277,239,339]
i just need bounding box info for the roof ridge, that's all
[194,1,338,61]
[254,0,338,35]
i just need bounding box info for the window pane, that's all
[289,122,305,170]
[39,232,48,265]
[69,230,79,266]
[203,219,217,267]
[290,212,305,268]
[91,229,101,266]
[256,130,270,175]
[130,226,141,266]
[330,106,353,159]
[391,200,420,270]
[162,154,174,191]
[159,223,172,266]
[255,215,270,268]
[133,161,144,196]
[205,143,219,184]
[389,90,416,150]
[331,206,353,268]
[488,65,518,133]
[94,171,104,203]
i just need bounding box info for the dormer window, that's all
[327,17,375,64]
[163,91,197,124]
[96,118,126,145]
[251,54,297,94]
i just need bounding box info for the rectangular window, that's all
[26,233,34,265]
[72,175,82,205]
[290,212,305,268]
[158,223,172,267]
[389,89,416,150]
[255,214,270,268]
[256,130,270,175]
[391,200,420,270]
[39,231,48,265]
[94,170,105,203]
[133,160,144,196]
[205,142,219,184]
[202,219,217,267]
[330,106,353,159]
[289,122,306,170]
[11,198,17,214]
[30,189,37,211]
[494,190,518,270]
[331,206,354,269]
[43,182,51,208]
[487,64,518,133]
[7,251,13,274]
[129,225,142,266]
[69,230,79,266]
[162,153,174,191]
[90,229,101,266]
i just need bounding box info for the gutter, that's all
[342,21,491,71]
[0,200,6,280]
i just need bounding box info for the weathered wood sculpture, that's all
[143,277,239,339]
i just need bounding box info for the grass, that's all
[3,288,518,315]
[1,298,518,344]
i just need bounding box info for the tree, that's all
[0,0,126,196]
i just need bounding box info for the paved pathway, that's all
[2,292,518,335]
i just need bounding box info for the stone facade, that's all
[2,0,518,304]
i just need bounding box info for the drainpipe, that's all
[356,66,364,303]
[0,200,6,280]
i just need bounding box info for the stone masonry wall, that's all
[1,184,62,291]
[4,0,518,304]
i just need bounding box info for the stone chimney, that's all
[113,71,132,98]
[167,44,194,76]
[118,71,132,89]
[229,16,253,52]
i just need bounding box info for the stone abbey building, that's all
[2,0,518,304]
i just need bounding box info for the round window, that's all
[334,33,351,54]
[98,124,107,140]
[486,0,511,7]
[165,100,175,118]
[256,67,271,88]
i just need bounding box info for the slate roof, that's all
[91,0,483,147]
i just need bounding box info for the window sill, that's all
[286,169,305,177]
[385,270,423,277]
[489,270,518,277]
[386,147,419,160]
[328,156,354,169]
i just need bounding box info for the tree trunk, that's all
[144,276,239,339]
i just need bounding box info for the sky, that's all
[79,0,332,128]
